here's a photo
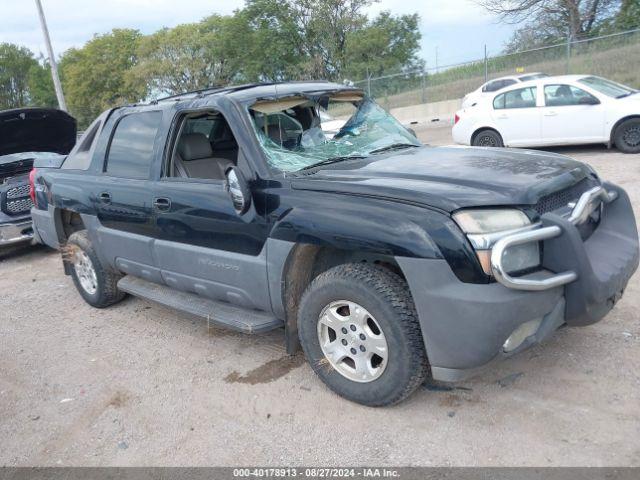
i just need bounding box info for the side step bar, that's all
[117,276,283,334]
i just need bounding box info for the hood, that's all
[291,145,594,213]
[0,108,77,157]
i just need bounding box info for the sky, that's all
[1,0,516,78]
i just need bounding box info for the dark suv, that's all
[30,82,639,406]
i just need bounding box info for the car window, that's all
[494,87,537,109]
[105,111,162,179]
[483,79,517,93]
[544,84,598,106]
[62,118,101,170]
[578,76,636,98]
[519,73,548,82]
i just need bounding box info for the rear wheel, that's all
[613,118,640,154]
[67,230,126,308]
[472,129,503,147]
[297,263,429,406]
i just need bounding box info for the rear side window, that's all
[483,79,517,93]
[494,87,537,109]
[105,111,162,179]
[62,118,101,170]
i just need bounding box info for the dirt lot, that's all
[1,126,639,467]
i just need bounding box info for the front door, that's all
[540,84,606,145]
[151,110,271,311]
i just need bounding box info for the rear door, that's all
[91,110,164,283]
[491,86,541,146]
[540,84,606,145]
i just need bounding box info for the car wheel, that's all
[472,129,503,147]
[613,118,640,154]
[297,263,429,406]
[66,230,126,308]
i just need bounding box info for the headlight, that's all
[453,209,530,234]
[453,209,541,276]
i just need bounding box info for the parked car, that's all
[453,75,640,153]
[461,72,549,108]
[31,82,638,406]
[0,108,75,250]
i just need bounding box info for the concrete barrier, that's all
[390,98,462,125]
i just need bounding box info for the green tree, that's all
[614,0,640,29]
[237,0,305,81]
[0,43,37,109]
[59,29,146,127]
[134,16,245,97]
[344,11,423,80]
[28,57,57,108]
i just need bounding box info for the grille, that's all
[6,184,31,199]
[534,177,598,215]
[5,198,33,214]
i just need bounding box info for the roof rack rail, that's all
[150,80,338,104]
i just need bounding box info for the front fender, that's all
[268,192,486,284]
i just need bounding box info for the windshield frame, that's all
[246,93,421,174]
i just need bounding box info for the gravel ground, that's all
[1,126,639,467]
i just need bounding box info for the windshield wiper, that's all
[368,143,420,155]
[616,91,638,99]
[298,155,367,171]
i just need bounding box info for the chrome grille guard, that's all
[491,186,617,291]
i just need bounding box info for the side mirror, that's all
[579,96,600,105]
[225,166,251,215]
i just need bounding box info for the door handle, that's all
[153,197,171,211]
[544,111,558,117]
[497,114,508,120]
[98,192,111,204]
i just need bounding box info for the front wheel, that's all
[613,118,640,154]
[472,129,504,147]
[297,263,429,406]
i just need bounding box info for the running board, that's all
[117,276,283,334]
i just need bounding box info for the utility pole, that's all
[435,46,439,73]
[34,0,67,111]
[484,45,488,82]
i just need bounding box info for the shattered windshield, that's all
[249,94,421,172]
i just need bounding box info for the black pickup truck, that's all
[31,82,639,406]
[0,108,75,250]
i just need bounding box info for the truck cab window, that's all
[168,112,238,180]
[105,111,162,179]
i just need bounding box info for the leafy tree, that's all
[0,43,37,109]
[613,0,640,29]
[236,0,305,81]
[344,11,424,80]
[134,16,244,97]
[59,29,146,126]
[28,57,57,108]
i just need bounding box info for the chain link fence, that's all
[354,27,640,112]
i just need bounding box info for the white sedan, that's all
[452,75,640,153]
[461,72,548,108]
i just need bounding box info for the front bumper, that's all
[0,219,33,247]
[397,182,639,382]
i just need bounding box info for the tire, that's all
[297,263,429,406]
[613,118,640,154]
[66,230,126,308]
[472,129,503,147]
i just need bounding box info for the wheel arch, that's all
[609,115,640,144]
[280,242,408,354]
[471,126,503,145]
